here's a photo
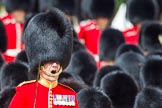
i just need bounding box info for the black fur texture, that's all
[51,0,76,16]
[93,65,121,87]
[78,88,113,108]
[0,87,16,108]
[66,50,97,87]
[115,51,145,88]
[127,0,159,24]
[99,27,125,61]
[0,62,29,89]
[24,8,73,76]
[0,20,7,53]
[100,71,138,108]
[15,50,28,64]
[134,87,162,108]
[2,0,31,13]
[115,43,143,59]
[139,21,162,52]
[140,59,162,89]
[90,0,115,19]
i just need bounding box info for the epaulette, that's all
[18,80,36,87]
[59,83,75,92]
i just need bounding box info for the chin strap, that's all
[40,66,63,77]
[33,64,41,108]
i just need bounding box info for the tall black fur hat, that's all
[78,88,113,108]
[99,27,125,61]
[134,87,162,108]
[15,50,28,64]
[115,43,143,59]
[0,20,7,53]
[157,0,162,18]
[51,0,76,16]
[139,21,162,52]
[100,71,138,108]
[2,0,31,13]
[127,0,159,24]
[24,8,73,76]
[0,87,16,108]
[0,54,5,69]
[72,30,86,53]
[90,0,115,19]
[0,62,29,89]
[140,59,162,89]
[145,50,162,61]
[66,50,97,86]
[93,65,121,87]
[38,0,51,12]
[81,0,93,19]
[115,51,145,88]
[59,78,88,93]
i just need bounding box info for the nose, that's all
[51,63,57,68]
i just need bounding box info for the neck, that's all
[38,76,58,88]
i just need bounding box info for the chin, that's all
[48,76,58,82]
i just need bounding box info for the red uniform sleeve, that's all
[9,86,26,108]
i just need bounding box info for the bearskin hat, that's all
[157,0,162,17]
[24,8,73,76]
[73,39,86,53]
[81,0,93,19]
[99,27,125,62]
[30,0,39,14]
[0,62,28,89]
[134,87,162,108]
[58,71,74,82]
[38,0,51,12]
[115,43,143,59]
[66,50,97,87]
[127,0,159,24]
[51,0,76,16]
[72,30,86,53]
[15,50,28,64]
[115,51,145,88]
[139,21,162,52]
[78,88,113,108]
[0,87,16,108]
[100,71,138,108]
[93,65,121,87]
[140,59,162,89]
[0,20,7,53]
[145,50,162,61]
[90,0,115,19]
[0,54,5,69]
[59,78,88,93]
[2,0,31,13]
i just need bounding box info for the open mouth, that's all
[51,70,57,74]
[40,66,62,77]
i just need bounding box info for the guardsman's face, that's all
[40,62,61,82]
[43,62,61,74]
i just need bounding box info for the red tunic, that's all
[1,14,24,62]
[78,20,101,55]
[122,26,139,46]
[9,81,79,108]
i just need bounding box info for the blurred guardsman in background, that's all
[77,0,115,62]
[123,0,159,45]
[1,0,31,62]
